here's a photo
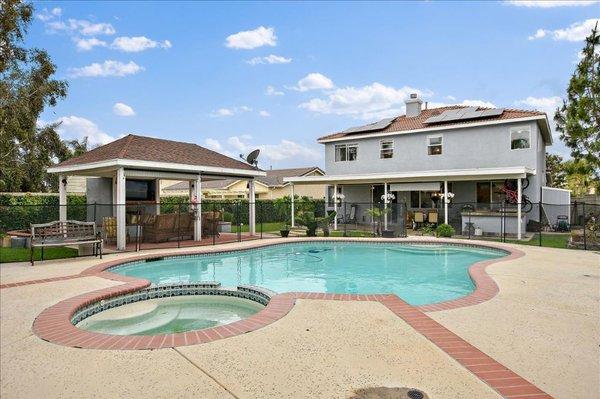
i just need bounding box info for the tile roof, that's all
[54,134,258,171]
[164,166,324,191]
[318,106,546,141]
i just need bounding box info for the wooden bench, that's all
[30,220,103,265]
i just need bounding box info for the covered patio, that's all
[47,134,265,250]
[285,166,535,238]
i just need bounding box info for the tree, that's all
[545,153,567,189]
[0,0,85,192]
[554,23,600,180]
[563,158,599,197]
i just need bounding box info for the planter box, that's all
[382,230,395,238]
[218,221,232,233]
[1,236,11,248]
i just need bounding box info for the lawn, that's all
[496,233,571,249]
[0,247,79,263]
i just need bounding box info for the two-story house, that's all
[285,94,556,238]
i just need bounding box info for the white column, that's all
[384,183,388,230]
[517,178,522,240]
[290,184,295,227]
[58,175,67,222]
[249,180,256,235]
[155,179,161,215]
[115,168,126,250]
[193,175,202,241]
[333,183,338,230]
[444,180,449,225]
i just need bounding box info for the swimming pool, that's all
[111,242,506,305]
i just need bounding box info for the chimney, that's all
[405,93,423,117]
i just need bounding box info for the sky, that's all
[30,0,599,169]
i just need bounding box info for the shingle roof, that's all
[318,106,546,142]
[54,134,258,171]
[164,166,324,191]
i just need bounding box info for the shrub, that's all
[436,223,455,238]
[222,212,234,223]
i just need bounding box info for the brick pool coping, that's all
[27,239,547,398]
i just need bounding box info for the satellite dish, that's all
[240,149,260,167]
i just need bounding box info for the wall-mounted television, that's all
[126,179,156,201]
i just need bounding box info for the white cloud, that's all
[292,73,335,92]
[69,19,116,35]
[225,26,277,49]
[209,106,252,117]
[212,135,321,164]
[75,37,107,51]
[299,82,429,120]
[460,99,497,108]
[506,0,599,7]
[204,138,222,151]
[246,54,292,65]
[69,60,144,78]
[529,18,600,41]
[265,86,284,96]
[54,116,117,147]
[111,36,172,52]
[37,7,62,22]
[112,102,135,116]
[259,110,271,117]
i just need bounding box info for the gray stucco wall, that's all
[325,121,544,175]
[86,177,113,224]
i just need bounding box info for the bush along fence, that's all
[0,197,598,251]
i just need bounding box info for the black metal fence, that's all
[0,199,598,262]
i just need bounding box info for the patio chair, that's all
[413,211,424,229]
[102,216,117,244]
[428,211,438,226]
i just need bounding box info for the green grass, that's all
[234,222,287,233]
[480,233,571,249]
[0,247,79,263]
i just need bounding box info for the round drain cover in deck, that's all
[349,387,429,399]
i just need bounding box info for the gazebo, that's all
[47,134,265,250]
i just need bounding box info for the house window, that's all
[510,126,530,149]
[380,140,394,159]
[334,144,358,162]
[427,135,443,155]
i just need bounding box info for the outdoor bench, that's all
[30,220,103,265]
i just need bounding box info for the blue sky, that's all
[31,1,599,168]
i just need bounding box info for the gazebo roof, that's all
[48,134,265,178]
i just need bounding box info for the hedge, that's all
[0,194,86,232]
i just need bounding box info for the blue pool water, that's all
[112,242,505,305]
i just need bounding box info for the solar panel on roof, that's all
[342,117,396,134]
[425,108,504,124]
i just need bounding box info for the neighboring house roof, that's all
[317,106,549,143]
[54,134,258,172]
[164,166,325,192]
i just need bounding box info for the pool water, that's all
[77,296,264,335]
[112,242,505,305]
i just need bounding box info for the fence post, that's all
[538,200,542,247]
[136,205,142,252]
[343,202,347,237]
[583,202,587,250]
[212,202,216,246]
[177,201,181,249]
[260,201,263,239]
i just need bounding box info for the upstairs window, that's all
[510,126,531,150]
[335,144,358,162]
[380,140,394,159]
[427,135,443,155]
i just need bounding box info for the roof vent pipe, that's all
[405,93,423,117]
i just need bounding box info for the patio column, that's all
[249,180,256,235]
[192,175,202,241]
[115,167,126,250]
[155,178,161,215]
[444,180,448,224]
[517,177,522,240]
[58,175,67,222]
[384,183,388,230]
[290,183,295,227]
[333,183,338,230]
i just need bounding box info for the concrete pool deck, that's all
[1,237,598,398]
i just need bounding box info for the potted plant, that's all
[218,211,233,233]
[318,211,336,237]
[280,222,290,237]
[365,206,392,237]
[435,223,455,238]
